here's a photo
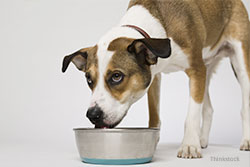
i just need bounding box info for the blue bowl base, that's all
[81,157,153,165]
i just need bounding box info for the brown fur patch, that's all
[222,0,250,80]
[108,37,134,51]
[185,66,206,104]
[148,74,161,128]
[83,46,98,70]
[242,40,250,80]
[129,0,234,47]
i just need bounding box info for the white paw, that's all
[200,137,208,149]
[240,139,250,151]
[177,145,202,159]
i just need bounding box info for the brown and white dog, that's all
[62,0,250,158]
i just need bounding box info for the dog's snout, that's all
[86,106,103,124]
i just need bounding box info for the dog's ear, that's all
[62,48,91,73]
[127,38,171,65]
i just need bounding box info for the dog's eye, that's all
[85,73,93,88]
[87,78,93,85]
[110,72,124,85]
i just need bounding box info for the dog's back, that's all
[129,0,247,45]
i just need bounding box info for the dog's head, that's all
[62,37,171,128]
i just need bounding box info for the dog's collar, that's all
[122,25,151,38]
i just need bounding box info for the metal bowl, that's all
[74,128,160,165]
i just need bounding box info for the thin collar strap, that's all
[122,25,151,38]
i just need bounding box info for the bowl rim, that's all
[73,127,160,133]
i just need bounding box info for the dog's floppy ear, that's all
[127,38,171,65]
[62,48,90,73]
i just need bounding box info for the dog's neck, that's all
[119,5,167,39]
[98,5,166,46]
[122,25,151,39]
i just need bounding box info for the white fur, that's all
[200,63,216,148]
[229,40,250,148]
[119,5,167,38]
[151,39,190,75]
[178,97,202,158]
[202,40,234,67]
[200,39,234,148]
[200,85,214,148]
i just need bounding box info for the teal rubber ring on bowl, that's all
[81,157,152,165]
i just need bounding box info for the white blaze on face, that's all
[89,44,130,125]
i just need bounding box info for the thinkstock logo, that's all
[210,156,240,162]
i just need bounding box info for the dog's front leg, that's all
[147,73,161,128]
[177,65,206,159]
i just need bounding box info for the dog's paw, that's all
[240,139,250,151]
[200,138,208,149]
[177,145,202,159]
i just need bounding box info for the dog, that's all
[62,0,250,158]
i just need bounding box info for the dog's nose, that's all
[86,106,103,124]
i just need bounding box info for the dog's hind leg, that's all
[147,73,161,128]
[230,39,250,151]
[200,64,216,149]
[224,2,250,150]
[200,42,232,149]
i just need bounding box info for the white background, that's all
[0,0,249,166]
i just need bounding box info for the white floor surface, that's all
[1,143,249,167]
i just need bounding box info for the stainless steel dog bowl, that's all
[74,128,159,165]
